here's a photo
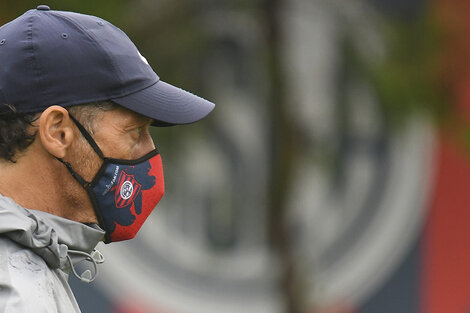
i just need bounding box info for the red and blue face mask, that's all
[58,114,164,243]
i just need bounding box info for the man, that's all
[0,5,214,313]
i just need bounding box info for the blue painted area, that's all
[359,237,421,313]
[69,274,114,313]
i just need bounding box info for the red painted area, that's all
[423,1,470,312]
[115,303,154,313]
[114,298,171,313]
[422,132,470,313]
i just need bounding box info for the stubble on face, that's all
[61,124,103,224]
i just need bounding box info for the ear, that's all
[38,106,75,159]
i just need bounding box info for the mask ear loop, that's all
[68,113,105,159]
[56,113,107,188]
[57,158,90,188]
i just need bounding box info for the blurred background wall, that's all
[2,0,470,312]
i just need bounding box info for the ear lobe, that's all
[38,106,75,159]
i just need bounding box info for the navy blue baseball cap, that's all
[0,5,215,125]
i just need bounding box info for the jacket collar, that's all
[0,194,105,270]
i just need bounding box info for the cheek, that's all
[98,135,134,159]
[96,131,155,160]
[72,139,103,181]
[132,133,156,158]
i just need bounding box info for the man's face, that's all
[66,106,155,223]
[85,106,154,161]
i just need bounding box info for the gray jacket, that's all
[0,194,105,313]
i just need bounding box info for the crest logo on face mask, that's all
[115,171,142,208]
[120,181,134,199]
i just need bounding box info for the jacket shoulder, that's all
[0,236,81,313]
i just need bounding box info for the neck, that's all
[0,149,96,223]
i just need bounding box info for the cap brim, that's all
[111,80,215,126]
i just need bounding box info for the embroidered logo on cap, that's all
[138,51,149,65]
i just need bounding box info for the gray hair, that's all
[68,101,116,134]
